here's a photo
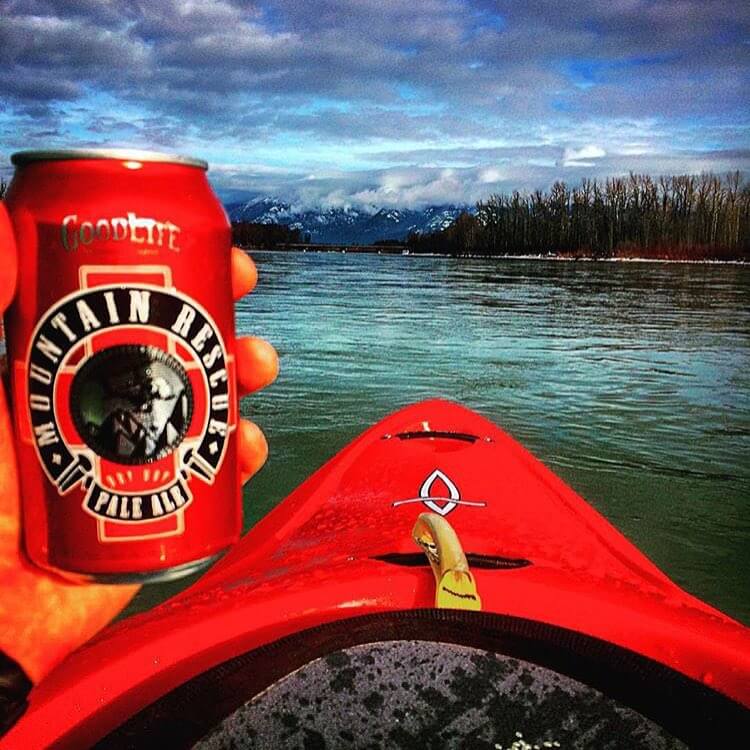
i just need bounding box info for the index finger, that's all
[231,246,257,300]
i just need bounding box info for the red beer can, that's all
[2,149,239,582]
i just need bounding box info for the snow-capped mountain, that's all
[225,197,469,244]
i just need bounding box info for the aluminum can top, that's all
[10,148,208,170]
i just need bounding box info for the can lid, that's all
[10,148,209,170]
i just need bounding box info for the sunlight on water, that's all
[125,252,750,624]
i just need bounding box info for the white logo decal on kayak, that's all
[392,469,486,516]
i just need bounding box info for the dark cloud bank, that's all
[1,0,748,207]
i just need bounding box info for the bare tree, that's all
[408,172,749,260]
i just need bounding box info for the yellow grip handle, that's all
[412,512,481,611]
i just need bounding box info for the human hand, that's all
[0,247,278,685]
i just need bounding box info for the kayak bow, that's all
[3,399,748,748]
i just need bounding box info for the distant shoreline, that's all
[240,244,749,264]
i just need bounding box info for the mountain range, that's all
[224,197,468,245]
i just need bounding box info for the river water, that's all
[124,252,750,624]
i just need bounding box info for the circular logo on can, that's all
[70,345,194,465]
[26,283,233,523]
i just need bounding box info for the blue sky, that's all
[1,0,748,207]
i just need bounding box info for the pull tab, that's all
[412,512,482,611]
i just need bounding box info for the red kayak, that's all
[3,400,749,748]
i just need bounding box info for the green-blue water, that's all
[124,252,750,624]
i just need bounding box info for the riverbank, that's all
[238,243,749,263]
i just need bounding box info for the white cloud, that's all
[479,167,504,183]
[207,149,750,210]
[561,144,606,167]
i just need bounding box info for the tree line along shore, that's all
[1,172,746,261]
[233,172,749,261]
[407,172,748,260]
